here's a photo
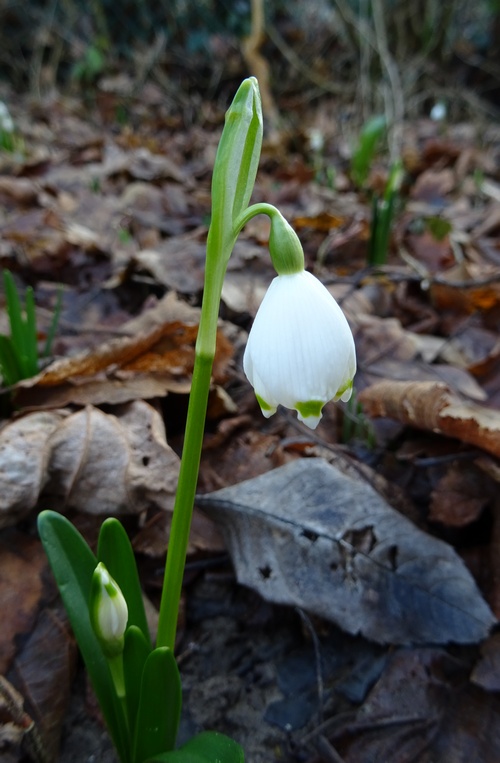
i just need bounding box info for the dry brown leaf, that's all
[429,463,492,527]
[15,292,234,408]
[292,211,346,232]
[8,605,77,763]
[0,401,179,525]
[42,401,179,515]
[359,380,500,457]
[430,262,500,313]
[0,532,47,674]
[0,411,64,526]
[0,176,39,204]
[132,506,225,558]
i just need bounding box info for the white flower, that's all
[243,270,356,429]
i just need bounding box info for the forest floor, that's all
[1,75,500,763]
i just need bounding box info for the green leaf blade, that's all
[144,731,245,763]
[38,510,131,763]
[97,517,152,649]
[133,647,182,763]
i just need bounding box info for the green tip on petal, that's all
[256,393,276,417]
[295,400,324,428]
[336,378,354,402]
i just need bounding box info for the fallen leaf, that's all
[42,401,179,515]
[0,412,63,528]
[0,401,179,525]
[292,211,345,232]
[198,458,495,645]
[14,291,234,408]
[7,605,77,763]
[0,532,47,673]
[429,463,493,527]
[358,380,500,458]
[471,632,500,692]
[332,647,500,763]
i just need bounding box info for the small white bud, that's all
[90,562,128,657]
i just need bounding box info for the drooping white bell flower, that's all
[243,270,356,429]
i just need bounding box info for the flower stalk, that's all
[156,77,264,650]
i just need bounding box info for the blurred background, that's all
[0,0,499,126]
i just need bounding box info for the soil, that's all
[58,570,386,763]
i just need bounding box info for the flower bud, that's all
[210,77,263,242]
[90,562,128,658]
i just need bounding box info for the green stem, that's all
[156,227,229,650]
[156,203,280,651]
[233,202,280,236]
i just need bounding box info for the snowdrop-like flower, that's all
[244,270,356,429]
[90,562,128,657]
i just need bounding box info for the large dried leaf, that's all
[198,458,495,645]
[0,401,179,526]
[7,605,77,763]
[15,291,233,408]
[359,380,500,458]
[0,532,47,674]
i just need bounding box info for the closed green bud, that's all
[90,562,128,658]
[268,212,304,275]
[210,77,263,248]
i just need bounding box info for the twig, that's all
[295,608,324,724]
[266,24,351,97]
[242,0,280,136]
[371,0,405,161]
[0,676,51,763]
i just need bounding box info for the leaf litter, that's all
[1,78,500,763]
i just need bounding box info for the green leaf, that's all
[133,647,182,763]
[2,271,38,380]
[23,286,38,376]
[37,511,130,763]
[426,215,452,241]
[351,115,386,187]
[144,731,245,763]
[123,625,151,734]
[0,334,23,385]
[97,517,152,649]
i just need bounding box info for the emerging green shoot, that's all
[0,271,39,386]
[368,161,403,266]
[351,115,386,188]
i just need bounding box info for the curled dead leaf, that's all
[358,380,500,458]
[0,401,179,526]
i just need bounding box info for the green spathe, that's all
[268,212,304,275]
[210,77,263,249]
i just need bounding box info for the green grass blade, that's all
[23,285,38,376]
[0,335,23,385]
